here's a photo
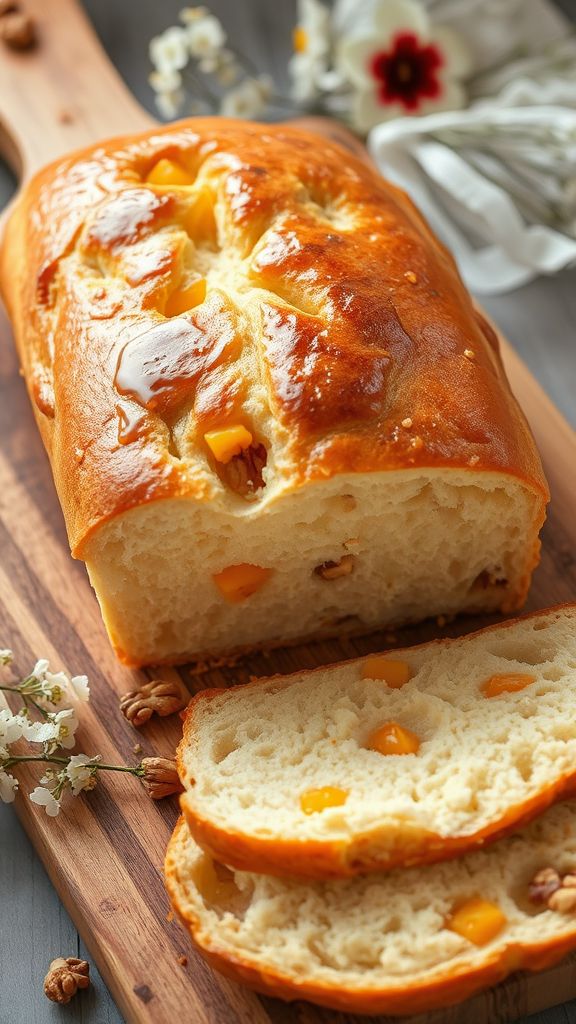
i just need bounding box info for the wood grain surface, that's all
[1,1,576,1022]
[1,288,576,1024]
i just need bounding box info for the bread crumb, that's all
[177,955,188,967]
[166,910,174,922]
[133,743,143,755]
[401,417,413,429]
[464,349,475,360]
[404,270,417,284]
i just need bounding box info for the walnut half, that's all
[529,867,576,913]
[119,678,186,727]
[44,958,90,1005]
[221,442,267,496]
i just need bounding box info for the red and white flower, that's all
[338,0,471,131]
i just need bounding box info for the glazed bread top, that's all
[0,119,547,556]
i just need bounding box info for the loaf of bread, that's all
[166,802,576,1016]
[179,606,576,877]
[0,119,548,666]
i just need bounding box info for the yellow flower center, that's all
[293,26,308,53]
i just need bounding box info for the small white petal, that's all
[156,90,185,120]
[429,26,473,79]
[220,79,267,119]
[149,69,182,93]
[29,787,61,816]
[338,35,382,86]
[186,15,226,58]
[0,710,27,746]
[0,649,13,665]
[31,658,49,681]
[180,6,209,24]
[372,0,429,38]
[0,770,18,803]
[150,27,189,74]
[70,675,90,703]
[350,85,405,131]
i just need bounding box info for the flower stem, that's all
[0,684,50,719]
[5,755,145,776]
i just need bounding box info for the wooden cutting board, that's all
[1,2,576,1022]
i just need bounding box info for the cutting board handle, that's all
[0,0,152,183]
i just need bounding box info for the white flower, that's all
[25,708,79,754]
[179,6,209,24]
[29,786,61,817]
[0,649,13,665]
[65,753,100,795]
[0,709,27,747]
[31,658,49,680]
[186,13,226,59]
[150,27,189,74]
[220,78,268,119]
[337,0,471,131]
[70,675,90,703]
[28,659,66,702]
[289,0,331,103]
[199,47,239,83]
[0,769,18,803]
[149,69,182,94]
[155,89,185,120]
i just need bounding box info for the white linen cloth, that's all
[336,0,576,293]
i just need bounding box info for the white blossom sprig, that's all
[149,5,277,121]
[148,0,475,130]
[0,649,181,816]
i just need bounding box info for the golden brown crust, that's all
[0,118,548,559]
[165,816,576,1017]
[178,604,576,878]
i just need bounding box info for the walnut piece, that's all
[549,877,576,914]
[314,554,355,580]
[529,868,576,914]
[120,679,186,727]
[44,957,90,1005]
[141,757,183,799]
[221,442,267,496]
[0,10,36,49]
[528,867,561,905]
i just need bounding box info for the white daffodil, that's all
[65,754,100,796]
[220,78,268,119]
[337,0,471,132]
[156,89,186,120]
[289,0,331,103]
[186,13,226,59]
[149,69,183,94]
[25,708,79,755]
[70,675,90,703]
[0,709,26,747]
[29,786,61,817]
[0,769,18,803]
[0,649,13,665]
[150,27,189,74]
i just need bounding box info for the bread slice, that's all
[165,803,576,1016]
[178,605,576,877]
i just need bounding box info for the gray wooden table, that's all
[0,2,575,1022]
